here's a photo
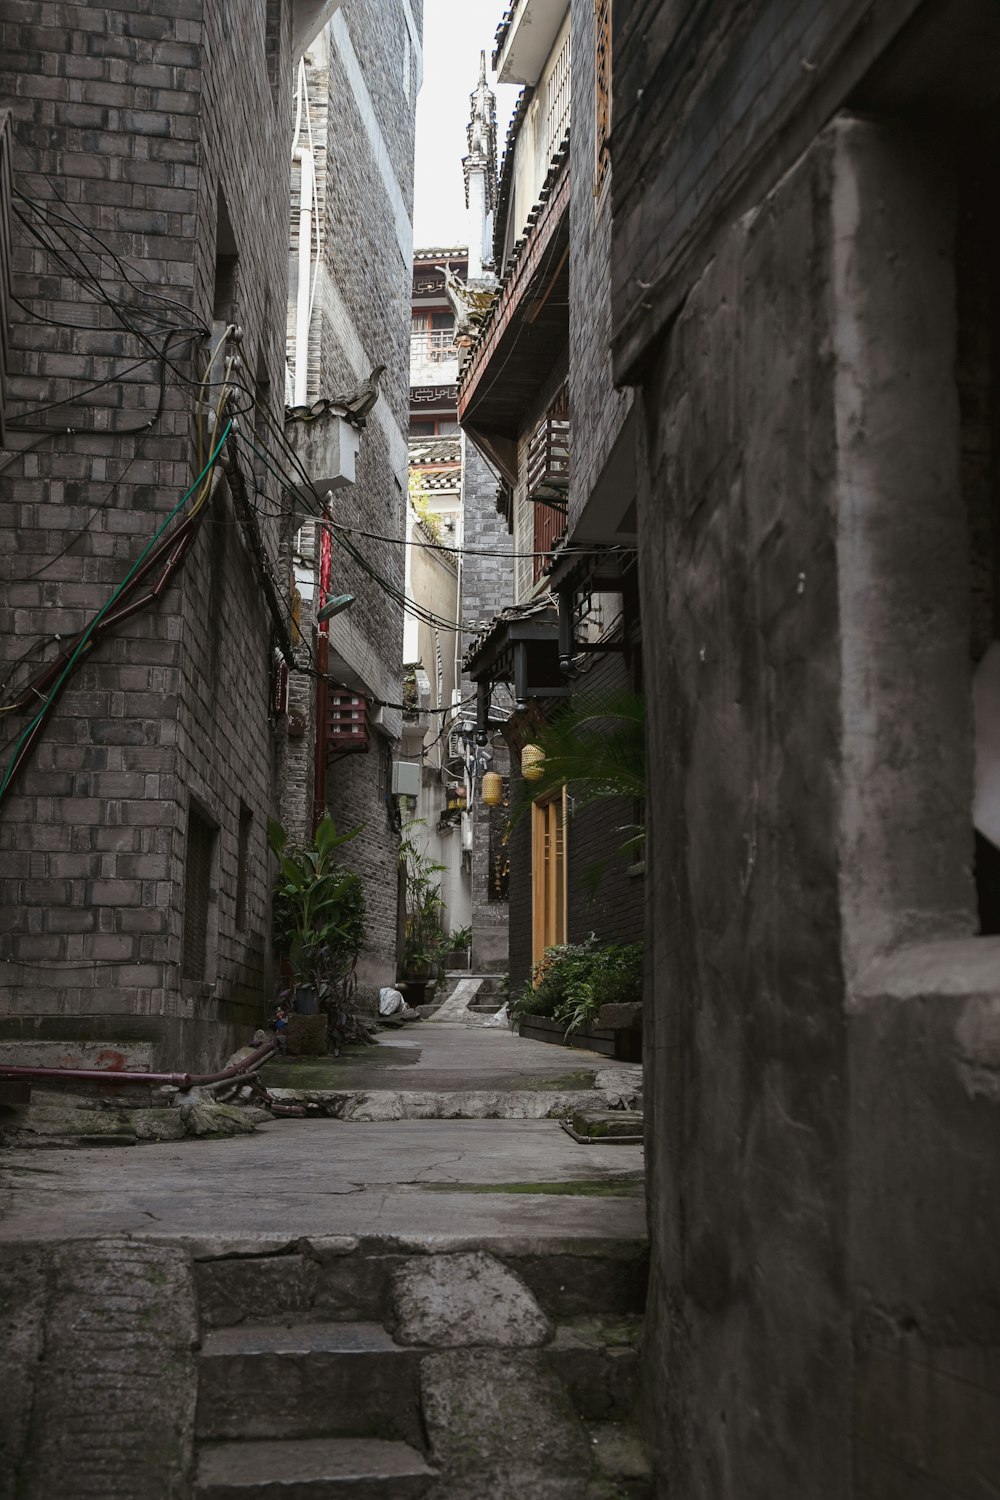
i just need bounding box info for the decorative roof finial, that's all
[464,50,497,216]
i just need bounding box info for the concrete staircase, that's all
[192,1241,650,1499]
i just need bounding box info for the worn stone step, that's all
[195,1438,435,1498]
[543,1316,643,1422]
[195,1240,648,1331]
[195,1247,402,1329]
[195,1323,423,1446]
[587,1422,654,1499]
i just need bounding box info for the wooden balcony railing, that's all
[527,415,570,501]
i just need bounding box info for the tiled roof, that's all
[413,246,468,262]
[492,86,534,269]
[492,5,516,71]
[408,435,461,467]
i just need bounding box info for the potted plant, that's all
[398,825,449,997]
[445,925,473,970]
[267,814,369,1054]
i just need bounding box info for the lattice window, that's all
[544,29,572,162]
[326,690,369,753]
[183,806,216,981]
[529,386,570,580]
[515,491,535,602]
[595,0,612,202]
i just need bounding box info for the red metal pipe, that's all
[0,1038,279,1090]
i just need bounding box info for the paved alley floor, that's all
[0,1021,645,1249]
[260,1014,622,1094]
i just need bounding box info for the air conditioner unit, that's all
[391,761,421,798]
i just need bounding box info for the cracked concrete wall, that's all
[636,114,1000,1498]
[1,1238,198,1500]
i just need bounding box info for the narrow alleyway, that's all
[0,986,649,1499]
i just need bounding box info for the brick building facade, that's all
[0,0,421,1065]
[461,0,643,996]
[279,3,421,1001]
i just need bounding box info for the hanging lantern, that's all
[521,743,546,782]
[482,771,504,806]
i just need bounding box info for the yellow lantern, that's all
[482,771,504,806]
[521,743,546,782]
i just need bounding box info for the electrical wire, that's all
[0,422,233,799]
[334,516,633,562]
[234,429,471,635]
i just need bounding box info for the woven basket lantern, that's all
[520,743,546,782]
[481,770,504,806]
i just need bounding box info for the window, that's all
[544,28,572,163]
[595,0,612,202]
[183,805,217,981]
[235,803,253,932]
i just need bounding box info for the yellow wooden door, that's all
[531,789,567,971]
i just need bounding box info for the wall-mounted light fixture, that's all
[316,593,355,623]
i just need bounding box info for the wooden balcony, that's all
[527,415,570,501]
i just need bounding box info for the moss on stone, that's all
[419,1178,643,1198]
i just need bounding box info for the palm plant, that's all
[267,813,369,1045]
[511,691,645,889]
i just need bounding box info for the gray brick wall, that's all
[276,2,420,996]
[0,0,296,1069]
[568,0,632,532]
[460,436,514,971]
[460,436,513,655]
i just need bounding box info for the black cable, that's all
[331,517,632,562]
[22,179,208,327]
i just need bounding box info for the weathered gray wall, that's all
[1,1238,198,1499]
[610,0,924,377]
[636,113,1000,1498]
[568,0,631,533]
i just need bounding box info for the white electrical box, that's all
[391,761,421,798]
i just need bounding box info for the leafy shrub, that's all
[511,938,643,1037]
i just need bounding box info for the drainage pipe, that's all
[0,1038,279,1090]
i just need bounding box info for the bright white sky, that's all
[413,0,520,250]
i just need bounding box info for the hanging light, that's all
[521,743,546,782]
[482,771,504,806]
[317,592,355,622]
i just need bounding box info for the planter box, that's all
[517,1012,642,1062]
[517,1013,617,1058]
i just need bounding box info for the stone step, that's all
[544,1316,643,1423]
[195,1438,435,1498]
[7,1093,186,1145]
[195,1323,423,1446]
[587,1421,654,1499]
[195,1240,648,1330]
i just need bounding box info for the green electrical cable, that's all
[0,420,233,802]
